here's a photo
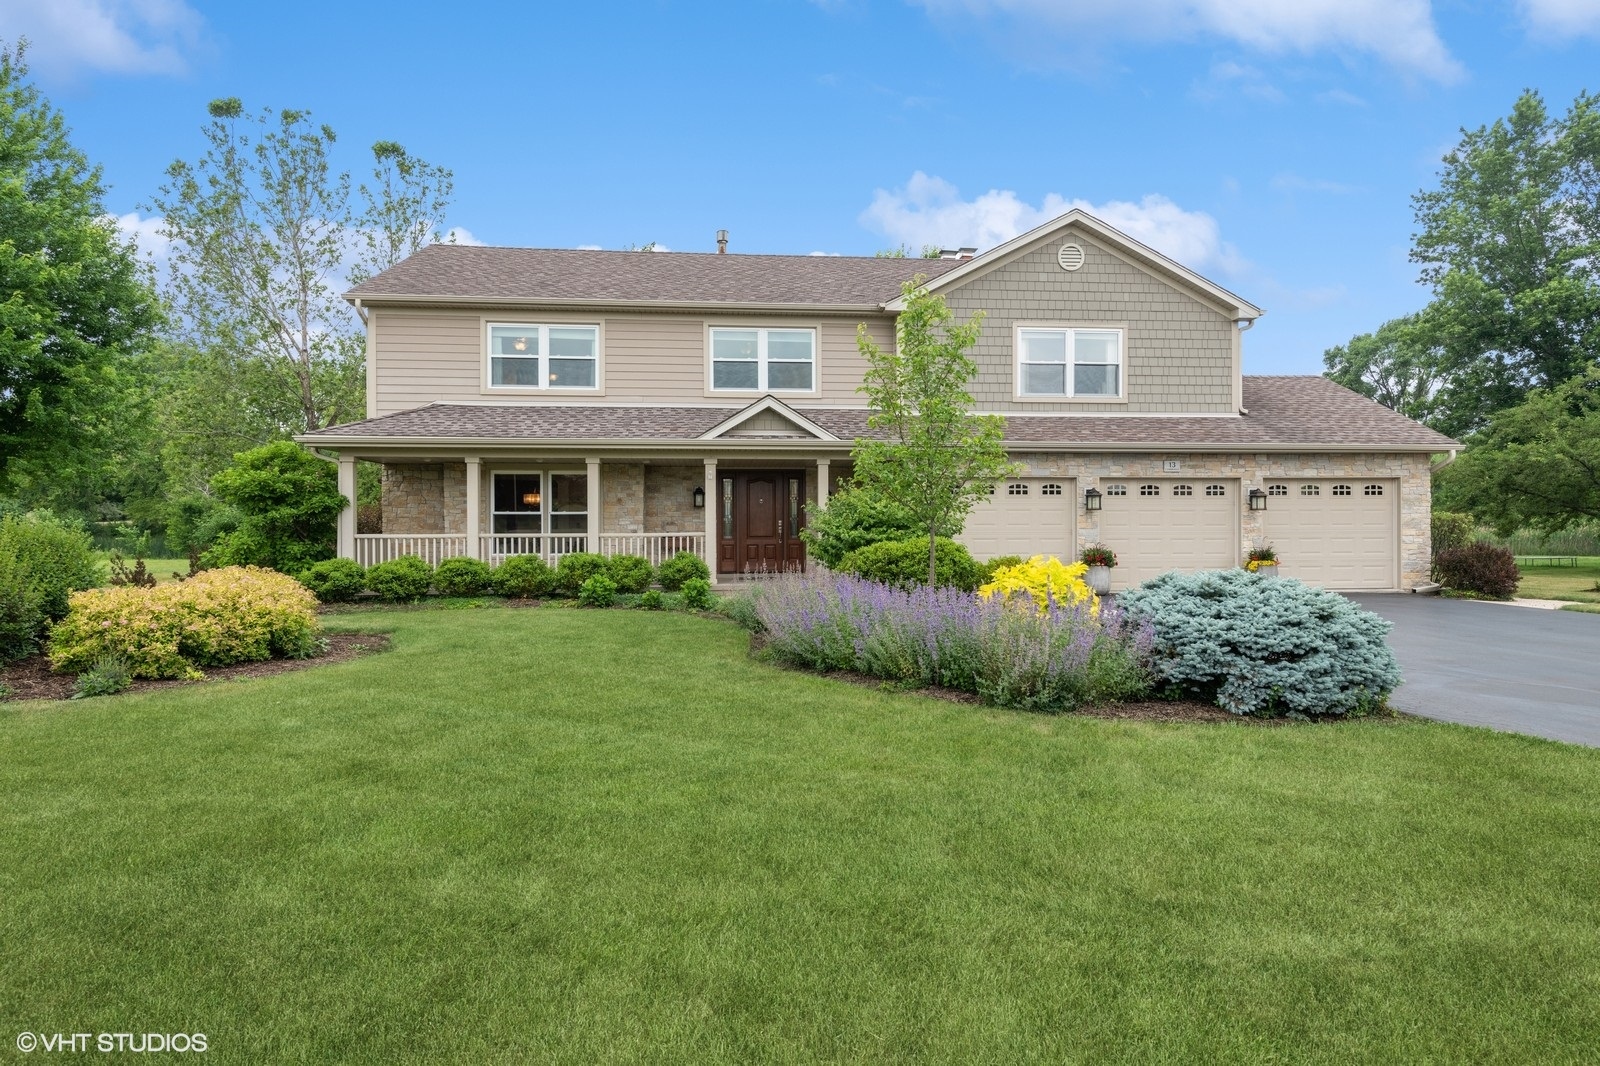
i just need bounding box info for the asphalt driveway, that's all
[1350,594,1600,746]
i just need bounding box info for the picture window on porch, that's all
[488,324,599,390]
[491,471,588,534]
[710,327,816,391]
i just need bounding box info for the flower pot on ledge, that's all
[1254,563,1280,578]
[1086,564,1113,594]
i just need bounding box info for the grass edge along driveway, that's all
[3,607,1598,1064]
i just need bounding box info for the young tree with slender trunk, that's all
[852,281,1019,584]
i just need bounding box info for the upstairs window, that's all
[1016,327,1123,399]
[710,327,816,391]
[488,324,598,390]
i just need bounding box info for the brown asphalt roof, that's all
[345,245,964,307]
[300,376,1459,451]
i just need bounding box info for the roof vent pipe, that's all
[716,229,728,254]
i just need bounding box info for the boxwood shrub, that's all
[492,555,554,597]
[656,550,710,591]
[298,558,366,603]
[49,566,320,679]
[836,536,984,591]
[433,556,493,596]
[1118,569,1400,717]
[605,554,654,593]
[365,555,433,603]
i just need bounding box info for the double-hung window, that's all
[491,472,589,535]
[1016,326,1123,399]
[710,327,816,392]
[488,323,599,390]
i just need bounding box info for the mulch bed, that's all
[1,632,391,704]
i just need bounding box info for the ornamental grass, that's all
[49,566,321,680]
[754,572,1152,711]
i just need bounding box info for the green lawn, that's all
[1516,556,1600,605]
[3,609,1598,1063]
[95,555,192,585]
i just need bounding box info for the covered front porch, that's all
[332,453,849,583]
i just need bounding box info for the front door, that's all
[719,471,807,574]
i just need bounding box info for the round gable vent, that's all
[1057,243,1085,271]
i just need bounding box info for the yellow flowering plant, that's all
[49,566,321,679]
[977,555,1098,614]
[1244,545,1279,572]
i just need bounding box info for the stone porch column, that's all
[336,456,356,560]
[816,458,831,509]
[586,457,602,551]
[464,456,481,560]
[703,458,718,585]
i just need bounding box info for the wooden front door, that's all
[718,471,807,574]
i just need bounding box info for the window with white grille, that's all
[1301,485,1320,496]
[1267,484,1288,496]
[1041,483,1062,496]
[1333,484,1352,496]
[1007,483,1028,496]
[1139,484,1160,497]
[1205,484,1226,497]
[1105,484,1127,496]
[1364,484,1384,496]
[1172,484,1194,497]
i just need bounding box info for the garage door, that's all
[960,478,1075,561]
[1098,479,1238,590]
[1264,479,1397,590]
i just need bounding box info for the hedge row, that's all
[297,550,712,604]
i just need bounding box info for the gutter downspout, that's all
[350,296,368,325]
[1430,448,1458,475]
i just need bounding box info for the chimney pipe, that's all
[716,229,728,254]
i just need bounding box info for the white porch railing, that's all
[355,532,707,568]
[353,534,470,568]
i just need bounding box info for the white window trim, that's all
[489,468,590,536]
[484,321,603,393]
[706,325,821,396]
[1012,322,1127,403]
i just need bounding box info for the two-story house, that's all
[297,209,1457,590]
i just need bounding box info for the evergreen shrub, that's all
[800,486,933,568]
[0,512,101,620]
[656,550,710,591]
[298,558,367,603]
[491,555,554,598]
[433,557,493,596]
[577,574,618,608]
[1118,569,1400,717]
[365,555,433,603]
[837,537,984,591]
[605,554,654,593]
[554,552,609,597]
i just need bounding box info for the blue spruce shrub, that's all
[1117,569,1400,717]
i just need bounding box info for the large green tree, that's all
[1436,369,1600,536]
[852,281,1018,583]
[0,42,161,503]
[1325,90,1600,438]
[150,100,453,436]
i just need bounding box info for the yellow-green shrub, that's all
[978,555,1097,614]
[49,566,320,679]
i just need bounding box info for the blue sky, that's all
[4,0,1598,373]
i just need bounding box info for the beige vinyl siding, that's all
[940,226,1239,414]
[371,307,891,415]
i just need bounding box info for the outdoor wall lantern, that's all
[1083,487,1102,511]
[1247,488,1268,511]
[692,486,706,509]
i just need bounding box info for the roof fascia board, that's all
[697,396,840,441]
[343,292,890,316]
[295,435,1444,455]
[882,209,1264,319]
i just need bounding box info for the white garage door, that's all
[960,478,1076,562]
[1098,479,1238,590]
[1264,479,1398,590]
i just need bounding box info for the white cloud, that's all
[809,251,844,256]
[1516,0,1600,39]
[860,172,1246,274]
[1270,173,1360,194]
[1316,88,1369,107]
[108,210,171,264]
[575,244,603,250]
[445,226,486,246]
[1191,60,1286,103]
[913,0,1463,82]
[0,0,208,80]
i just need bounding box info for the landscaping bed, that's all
[1,631,389,703]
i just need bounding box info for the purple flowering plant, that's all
[750,572,1154,712]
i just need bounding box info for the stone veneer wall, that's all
[382,463,467,534]
[644,464,704,533]
[1010,451,1433,588]
[603,463,645,535]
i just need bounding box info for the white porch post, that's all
[336,456,357,561]
[586,457,602,552]
[703,458,718,585]
[464,456,481,560]
[816,458,831,509]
